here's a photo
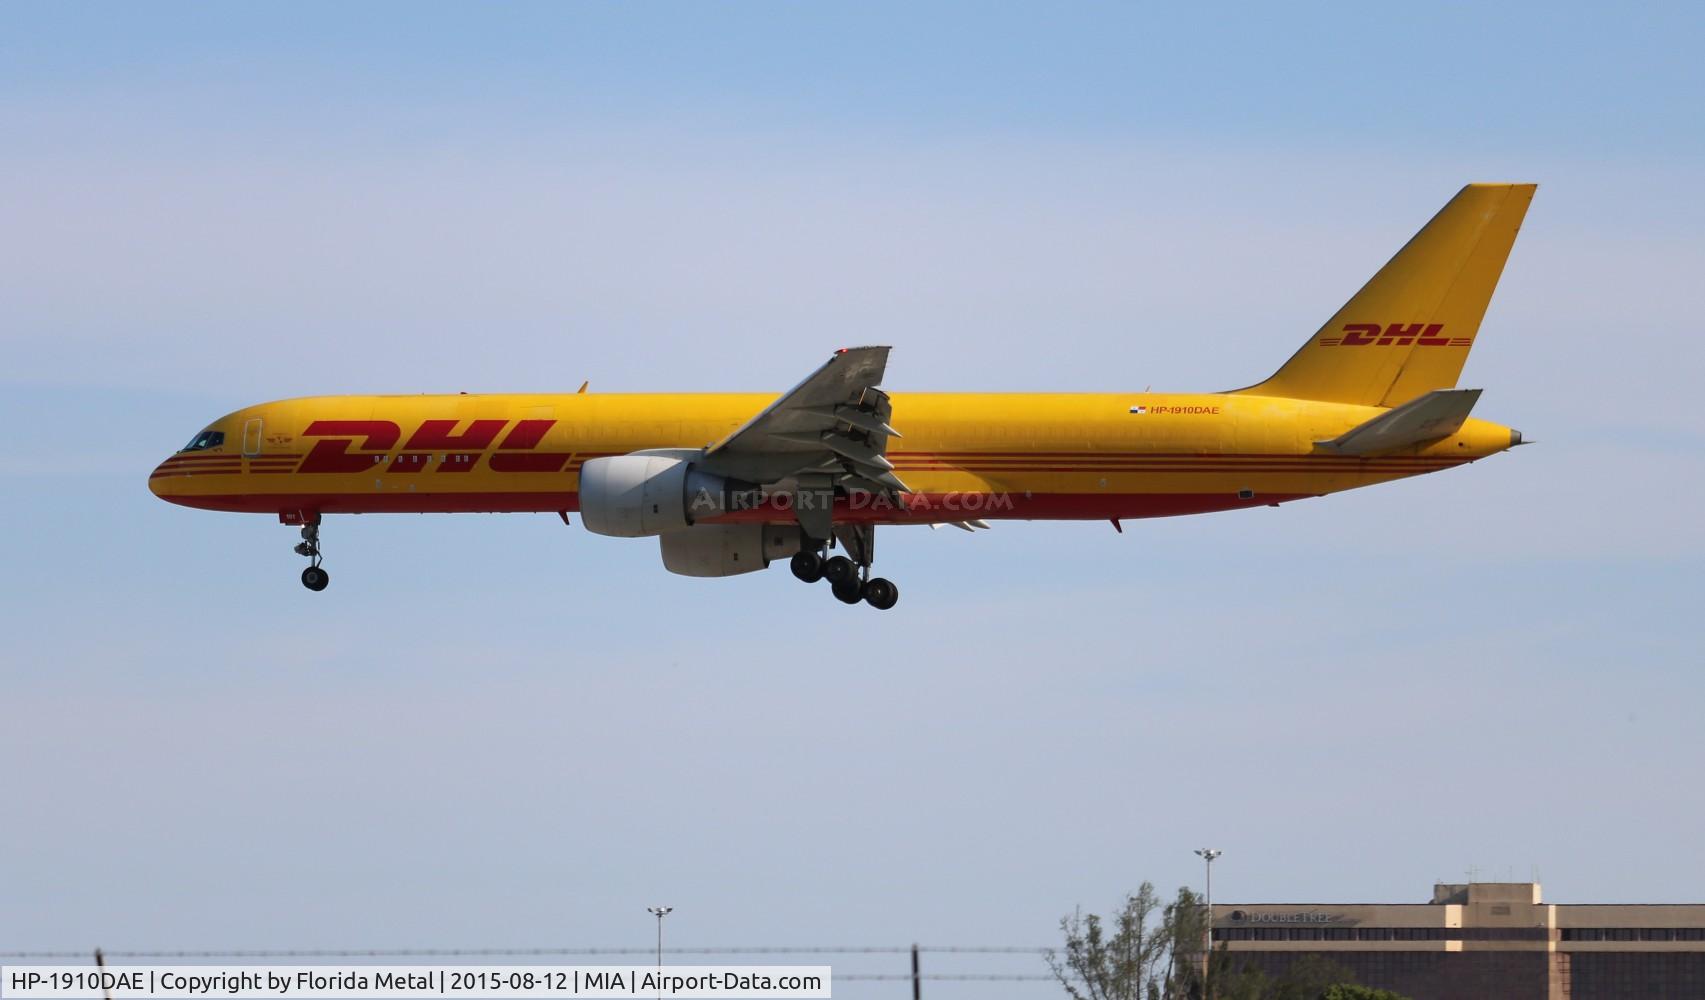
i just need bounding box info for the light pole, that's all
[646,907,672,1000]
[646,906,672,968]
[1194,849,1222,998]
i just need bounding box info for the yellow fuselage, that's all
[149,391,1517,524]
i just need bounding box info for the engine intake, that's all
[579,454,759,537]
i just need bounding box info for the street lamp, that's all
[646,907,672,1000]
[1194,849,1222,998]
[646,906,673,969]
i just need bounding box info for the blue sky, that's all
[3,2,1703,992]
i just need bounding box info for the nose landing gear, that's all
[294,523,329,591]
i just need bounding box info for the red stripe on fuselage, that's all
[151,490,1314,522]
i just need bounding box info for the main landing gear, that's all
[294,523,329,591]
[788,530,899,611]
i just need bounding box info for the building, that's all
[1212,881,1705,999]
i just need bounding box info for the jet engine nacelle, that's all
[660,524,803,577]
[579,454,758,538]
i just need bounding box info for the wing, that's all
[698,346,908,495]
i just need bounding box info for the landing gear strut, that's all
[294,523,329,591]
[787,528,899,610]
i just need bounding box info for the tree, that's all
[1266,956,1360,1000]
[1209,957,1412,1000]
[1048,883,1207,1000]
[1050,885,1411,1000]
[1319,987,1408,1000]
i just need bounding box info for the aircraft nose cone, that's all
[148,459,177,499]
[1510,429,1525,447]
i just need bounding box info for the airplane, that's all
[150,183,1535,610]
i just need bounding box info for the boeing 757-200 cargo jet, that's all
[151,183,1535,610]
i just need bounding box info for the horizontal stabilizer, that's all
[1317,389,1482,456]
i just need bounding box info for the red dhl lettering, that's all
[299,420,402,473]
[1317,323,1470,347]
[296,419,573,474]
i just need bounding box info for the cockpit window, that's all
[181,430,225,452]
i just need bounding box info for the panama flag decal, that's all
[1129,405,1147,414]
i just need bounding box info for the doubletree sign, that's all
[1228,910,1344,924]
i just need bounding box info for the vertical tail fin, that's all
[1234,183,1536,407]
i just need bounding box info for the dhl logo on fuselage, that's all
[1317,323,1472,347]
[298,419,574,474]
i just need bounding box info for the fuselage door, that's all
[241,418,263,457]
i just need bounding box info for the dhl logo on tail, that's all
[1318,323,1475,347]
